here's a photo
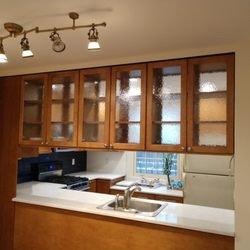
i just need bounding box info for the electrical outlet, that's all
[72,158,75,165]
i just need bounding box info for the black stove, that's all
[32,161,89,191]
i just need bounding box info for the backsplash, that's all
[18,151,87,183]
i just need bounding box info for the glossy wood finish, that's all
[146,59,187,152]
[88,180,97,192]
[19,74,48,146]
[78,68,111,149]
[47,71,79,147]
[0,76,21,250]
[109,189,183,203]
[96,177,125,194]
[110,64,147,150]
[187,54,234,154]
[14,203,234,250]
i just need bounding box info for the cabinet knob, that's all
[181,146,185,151]
[41,142,44,145]
[104,144,108,148]
[45,141,49,145]
[187,147,192,152]
[109,144,113,149]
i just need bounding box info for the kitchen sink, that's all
[97,198,167,217]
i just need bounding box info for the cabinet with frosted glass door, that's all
[146,60,187,152]
[187,54,234,154]
[46,71,79,147]
[19,74,48,146]
[78,68,111,149]
[110,64,146,150]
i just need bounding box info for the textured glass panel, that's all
[51,123,73,140]
[115,123,140,143]
[23,104,42,123]
[198,123,226,146]
[152,123,180,145]
[82,73,106,142]
[151,66,181,145]
[23,124,42,140]
[194,62,227,146]
[24,80,44,101]
[52,82,74,100]
[51,103,74,122]
[115,69,142,143]
[83,123,104,142]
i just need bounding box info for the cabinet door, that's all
[47,71,79,146]
[187,54,234,154]
[110,64,146,150]
[146,60,187,152]
[78,68,111,148]
[19,74,48,145]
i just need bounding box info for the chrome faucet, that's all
[123,184,142,210]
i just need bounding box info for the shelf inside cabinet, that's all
[152,121,181,124]
[198,91,226,99]
[24,100,42,105]
[115,121,140,124]
[51,98,74,103]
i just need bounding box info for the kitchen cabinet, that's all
[19,71,79,147]
[88,180,97,192]
[110,64,147,150]
[146,59,187,152]
[47,71,79,147]
[187,54,234,154]
[19,74,48,146]
[78,68,111,149]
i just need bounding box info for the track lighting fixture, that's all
[88,25,100,50]
[0,40,8,63]
[20,34,34,58]
[0,12,106,62]
[49,31,66,53]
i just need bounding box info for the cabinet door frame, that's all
[19,74,48,146]
[187,54,234,154]
[146,59,187,152]
[46,70,79,147]
[78,67,111,149]
[110,63,147,150]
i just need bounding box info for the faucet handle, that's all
[114,194,120,210]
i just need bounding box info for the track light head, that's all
[0,40,8,63]
[20,34,34,58]
[49,31,66,53]
[88,25,100,50]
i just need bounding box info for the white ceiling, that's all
[0,0,250,76]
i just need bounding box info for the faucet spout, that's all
[123,184,142,210]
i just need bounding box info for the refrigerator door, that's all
[183,154,234,176]
[184,173,234,209]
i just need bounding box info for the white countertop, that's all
[13,182,234,237]
[111,185,183,197]
[67,171,125,181]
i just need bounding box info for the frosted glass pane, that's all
[115,123,140,143]
[152,123,180,145]
[83,123,104,142]
[24,80,44,101]
[51,103,74,122]
[24,104,42,123]
[84,101,105,122]
[23,124,42,140]
[84,79,106,98]
[116,100,140,122]
[52,82,74,100]
[198,123,226,146]
[51,123,73,140]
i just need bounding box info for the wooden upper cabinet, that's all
[19,74,48,146]
[146,60,187,152]
[46,71,79,147]
[78,68,111,149]
[187,54,234,154]
[110,64,147,150]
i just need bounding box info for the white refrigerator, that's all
[183,154,234,209]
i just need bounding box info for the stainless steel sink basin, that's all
[97,198,167,217]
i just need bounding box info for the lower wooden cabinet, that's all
[109,189,183,203]
[88,180,97,192]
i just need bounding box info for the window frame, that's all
[132,152,183,180]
